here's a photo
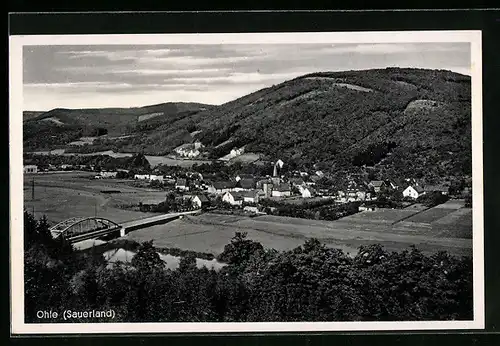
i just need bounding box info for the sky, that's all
[23,42,471,111]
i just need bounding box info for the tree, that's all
[217,232,264,267]
[131,241,165,272]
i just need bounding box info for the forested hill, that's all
[194,68,471,178]
[24,68,472,179]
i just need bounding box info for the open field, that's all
[23,171,159,225]
[126,209,472,257]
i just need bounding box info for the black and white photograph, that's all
[9,31,484,333]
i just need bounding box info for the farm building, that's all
[403,185,426,199]
[424,185,450,195]
[23,165,38,174]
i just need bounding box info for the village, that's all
[23,152,472,222]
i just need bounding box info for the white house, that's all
[149,174,165,182]
[243,206,260,214]
[403,185,426,199]
[174,142,204,158]
[192,194,210,208]
[23,165,38,174]
[134,174,150,180]
[359,204,377,212]
[99,171,118,178]
[300,186,316,198]
[242,190,260,204]
[222,191,243,206]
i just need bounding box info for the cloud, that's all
[23,42,471,110]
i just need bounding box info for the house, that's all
[149,174,165,182]
[23,165,38,174]
[192,194,210,209]
[272,183,291,197]
[289,177,306,187]
[235,178,256,191]
[174,142,204,158]
[235,174,254,182]
[256,178,271,189]
[424,185,450,195]
[359,203,377,212]
[134,174,150,180]
[212,181,236,194]
[175,178,189,191]
[99,171,118,178]
[243,206,260,214]
[403,185,426,199]
[241,190,260,204]
[299,186,316,198]
[369,180,386,193]
[187,172,204,181]
[386,180,401,190]
[222,191,244,206]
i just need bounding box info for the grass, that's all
[126,211,472,257]
[23,172,160,224]
[404,207,457,224]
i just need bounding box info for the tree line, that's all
[24,212,473,323]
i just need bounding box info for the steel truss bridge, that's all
[49,210,201,244]
[49,217,122,243]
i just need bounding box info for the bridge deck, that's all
[121,210,201,231]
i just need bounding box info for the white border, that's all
[9,30,484,334]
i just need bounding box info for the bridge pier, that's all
[120,228,126,237]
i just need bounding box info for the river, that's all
[103,248,226,271]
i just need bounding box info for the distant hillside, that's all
[23,111,46,121]
[23,68,472,180]
[23,102,214,150]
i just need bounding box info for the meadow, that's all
[23,172,159,224]
[127,210,473,258]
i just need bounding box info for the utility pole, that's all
[31,177,35,200]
